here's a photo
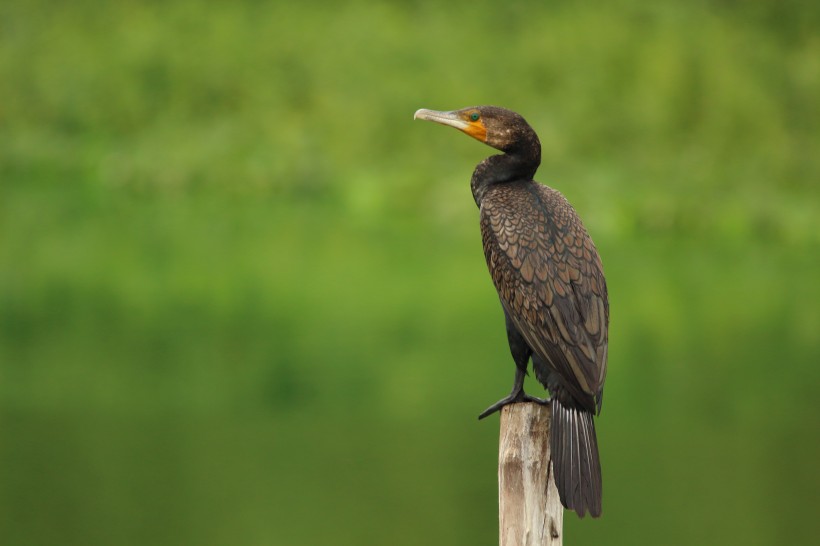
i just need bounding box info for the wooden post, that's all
[498,403,563,546]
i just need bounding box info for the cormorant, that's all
[414,106,609,518]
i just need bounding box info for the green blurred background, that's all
[1,0,819,544]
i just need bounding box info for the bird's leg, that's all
[478,367,549,420]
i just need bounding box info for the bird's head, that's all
[413,105,538,154]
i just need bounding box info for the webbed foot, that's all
[478,390,549,420]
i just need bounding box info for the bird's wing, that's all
[480,182,608,409]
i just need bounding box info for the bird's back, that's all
[479,180,609,412]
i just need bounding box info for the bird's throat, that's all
[471,153,539,207]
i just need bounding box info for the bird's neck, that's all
[471,149,541,207]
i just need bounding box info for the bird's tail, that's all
[550,397,602,517]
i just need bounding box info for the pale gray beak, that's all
[413,108,469,131]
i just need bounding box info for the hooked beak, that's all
[414,108,488,143]
[413,109,470,130]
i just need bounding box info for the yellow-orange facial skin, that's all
[460,115,487,143]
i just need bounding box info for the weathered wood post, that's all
[498,403,563,546]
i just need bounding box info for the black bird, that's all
[414,106,609,518]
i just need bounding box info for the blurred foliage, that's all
[1,0,819,545]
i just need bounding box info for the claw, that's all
[478,396,516,420]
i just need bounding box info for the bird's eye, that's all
[470,112,480,122]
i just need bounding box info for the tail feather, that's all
[550,398,602,517]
